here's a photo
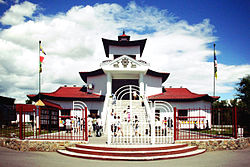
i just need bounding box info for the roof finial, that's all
[118,30,130,41]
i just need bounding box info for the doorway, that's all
[112,79,138,100]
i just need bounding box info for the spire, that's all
[121,30,126,36]
[118,30,130,41]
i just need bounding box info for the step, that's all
[66,145,197,157]
[76,143,188,151]
[57,148,206,161]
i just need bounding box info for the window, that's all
[30,114,34,121]
[90,110,98,118]
[178,110,188,120]
[61,109,70,116]
[155,110,160,121]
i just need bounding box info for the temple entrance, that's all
[154,101,174,144]
[108,88,175,144]
[112,79,138,100]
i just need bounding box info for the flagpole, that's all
[213,43,216,97]
[39,40,41,99]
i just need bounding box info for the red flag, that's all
[40,56,44,63]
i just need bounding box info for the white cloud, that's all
[0,1,249,103]
[0,1,37,25]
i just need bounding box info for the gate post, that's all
[174,107,176,141]
[107,107,111,144]
[19,106,23,140]
[84,107,88,141]
[151,105,155,145]
[234,107,237,139]
[39,106,41,135]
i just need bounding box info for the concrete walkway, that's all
[0,146,249,167]
[88,134,108,144]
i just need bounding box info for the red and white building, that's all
[28,32,219,143]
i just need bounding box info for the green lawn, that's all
[0,126,58,138]
[194,128,233,136]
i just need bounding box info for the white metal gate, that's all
[107,85,152,144]
[154,101,174,144]
[107,85,174,145]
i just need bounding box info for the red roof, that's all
[27,87,104,101]
[16,104,36,112]
[15,101,62,111]
[42,100,63,110]
[148,88,219,102]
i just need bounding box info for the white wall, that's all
[151,100,212,129]
[169,101,211,109]
[109,45,140,55]
[144,75,162,96]
[169,100,212,129]
[16,113,33,123]
[48,100,104,117]
[87,74,107,95]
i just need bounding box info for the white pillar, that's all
[139,73,144,97]
[107,106,111,144]
[107,72,112,96]
[151,105,156,145]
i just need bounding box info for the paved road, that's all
[0,146,249,167]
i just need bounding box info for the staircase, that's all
[109,100,151,144]
[112,100,148,123]
[57,143,206,161]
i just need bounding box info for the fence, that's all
[0,104,88,141]
[107,101,175,145]
[174,107,238,140]
[0,105,240,142]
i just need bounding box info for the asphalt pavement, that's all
[0,146,249,167]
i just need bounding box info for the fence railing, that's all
[0,106,241,142]
[174,107,238,140]
[0,105,88,141]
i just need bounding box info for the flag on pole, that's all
[39,41,46,73]
[214,44,217,79]
[40,45,46,55]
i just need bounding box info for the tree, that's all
[236,75,250,110]
[25,99,32,104]
[235,75,250,136]
[212,100,232,125]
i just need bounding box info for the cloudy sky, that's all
[0,0,249,103]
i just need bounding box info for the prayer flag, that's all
[214,48,217,79]
[40,45,46,55]
[39,41,46,73]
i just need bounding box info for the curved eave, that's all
[79,69,104,83]
[146,69,170,83]
[102,38,147,57]
[149,95,218,102]
[27,94,105,102]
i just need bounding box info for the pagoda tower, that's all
[80,31,169,99]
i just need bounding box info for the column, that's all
[106,72,112,96]
[139,73,144,97]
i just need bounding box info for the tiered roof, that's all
[102,31,147,57]
[28,87,218,102]
[27,87,105,101]
[79,69,170,83]
[148,88,219,102]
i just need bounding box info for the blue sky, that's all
[1,0,248,64]
[0,0,249,102]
